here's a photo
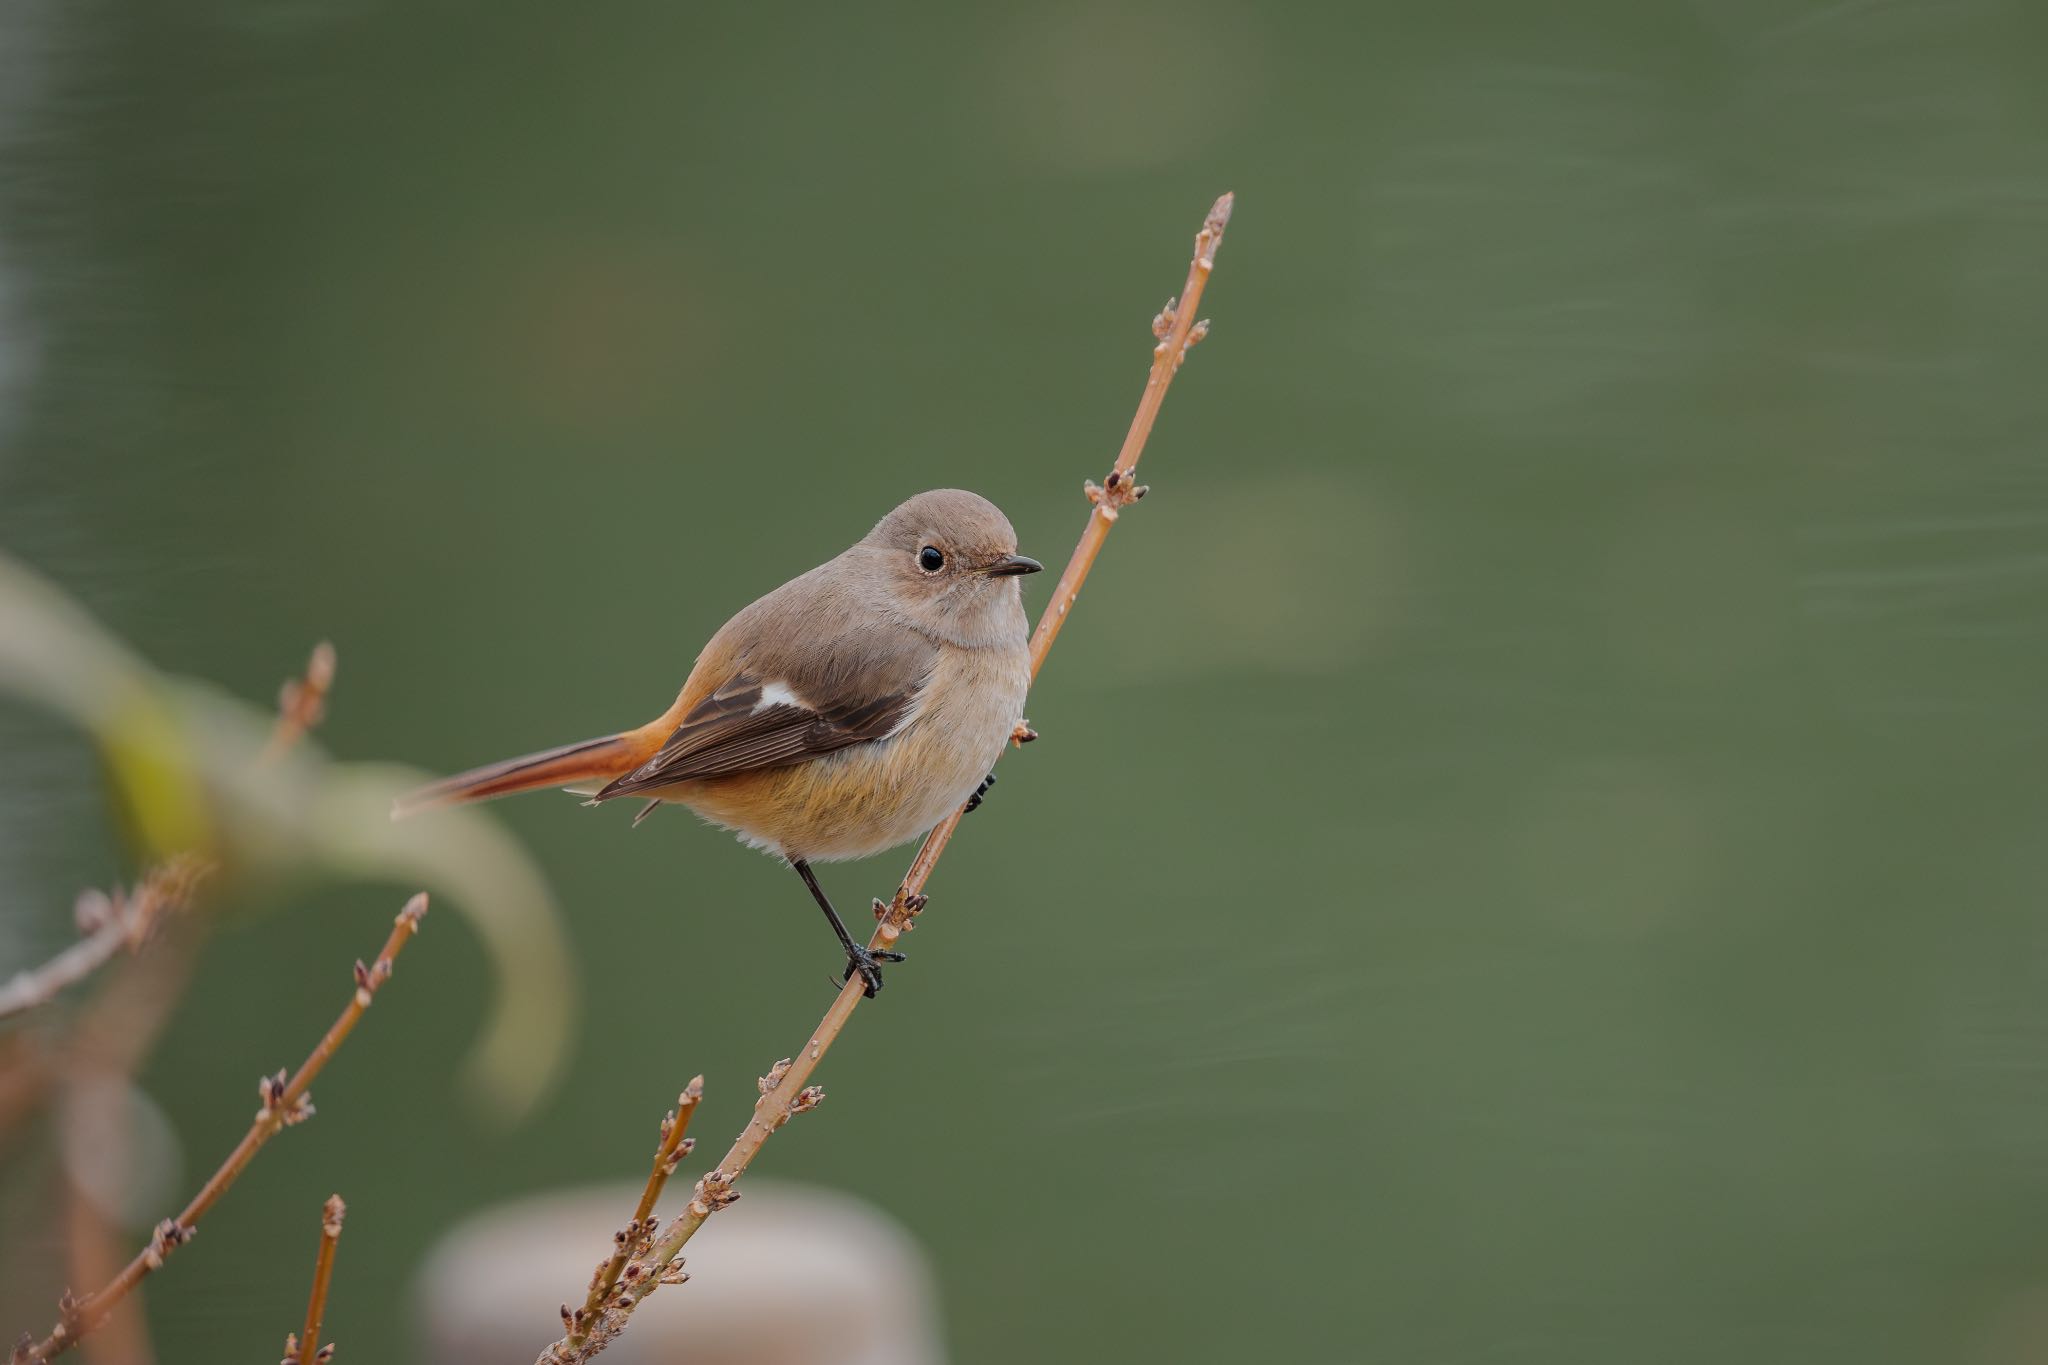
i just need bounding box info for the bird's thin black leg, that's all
[790,858,904,997]
[963,771,996,814]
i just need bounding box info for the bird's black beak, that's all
[985,553,1043,577]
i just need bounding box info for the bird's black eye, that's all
[918,545,944,572]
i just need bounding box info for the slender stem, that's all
[536,192,1232,1365]
[562,1077,703,1348]
[289,1194,347,1365]
[17,895,427,1365]
[1024,192,1232,670]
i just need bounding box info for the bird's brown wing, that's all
[592,675,918,799]
[592,574,939,801]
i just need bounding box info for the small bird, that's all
[396,489,1041,996]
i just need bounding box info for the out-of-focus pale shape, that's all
[0,550,576,1120]
[415,1181,946,1365]
[57,1075,183,1228]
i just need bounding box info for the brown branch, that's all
[282,1194,346,1365]
[534,191,1233,1365]
[557,1077,703,1349]
[14,895,427,1365]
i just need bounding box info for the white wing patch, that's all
[753,680,806,713]
[877,681,926,741]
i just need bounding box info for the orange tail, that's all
[393,724,668,819]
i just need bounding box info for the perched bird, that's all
[396,489,1041,995]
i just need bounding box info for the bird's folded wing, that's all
[592,674,921,800]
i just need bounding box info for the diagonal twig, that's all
[536,191,1232,1365]
[557,1077,704,1348]
[14,895,427,1365]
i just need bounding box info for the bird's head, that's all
[858,489,1041,646]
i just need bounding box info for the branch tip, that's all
[1197,192,1233,267]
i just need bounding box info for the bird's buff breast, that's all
[666,643,1030,862]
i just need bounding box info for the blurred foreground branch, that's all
[0,643,333,1030]
[0,858,210,1024]
[537,191,1233,1364]
[14,895,427,1364]
[262,641,337,766]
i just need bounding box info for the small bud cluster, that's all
[143,1219,194,1271]
[277,1330,333,1364]
[256,1069,315,1127]
[658,1135,696,1177]
[275,639,337,738]
[69,853,211,951]
[1085,467,1150,521]
[350,959,377,1006]
[53,1288,84,1340]
[688,1170,739,1219]
[872,891,929,932]
[72,889,113,937]
[321,1194,347,1239]
[1152,296,1179,340]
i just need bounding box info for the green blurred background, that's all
[5,1,2048,1361]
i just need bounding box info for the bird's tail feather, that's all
[393,726,667,819]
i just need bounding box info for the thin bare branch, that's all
[282,1194,346,1365]
[15,895,427,1365]
[0,858,211,1025]
[533,191,1232,1365]
[558,1077,704,1350]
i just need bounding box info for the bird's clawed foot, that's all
[841,943,908,997]
[963,772,997,814]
